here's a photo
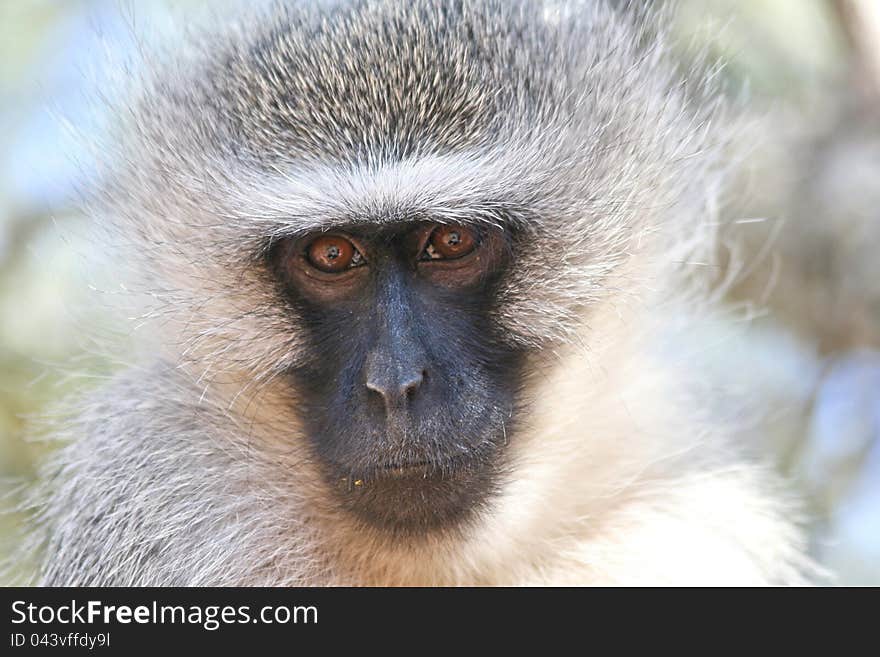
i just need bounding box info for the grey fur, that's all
[18,0,809,585]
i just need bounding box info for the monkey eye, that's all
[421,225,477,261]
[306,235,365,273]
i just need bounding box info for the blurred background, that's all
[1,0,878,584]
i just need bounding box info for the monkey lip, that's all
[332,460,437,488]
[375,461,431,478]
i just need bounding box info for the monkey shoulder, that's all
[33,364,268,585]
[542,466,814,586]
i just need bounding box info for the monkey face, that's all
[271,221,524,532]
[96,0,721,556]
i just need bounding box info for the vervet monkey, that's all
[26,0,811,585]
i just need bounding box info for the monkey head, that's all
[102,0,719,538]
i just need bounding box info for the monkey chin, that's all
[328,456,500,534]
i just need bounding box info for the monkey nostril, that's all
[396,369,425,404]
[403,370,426,401]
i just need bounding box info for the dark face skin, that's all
[272,221,524,533]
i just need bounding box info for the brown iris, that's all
[425,225,477,260]
[307,235,364,273]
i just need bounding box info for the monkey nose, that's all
[365,369,426,412]
[365,361,426,413]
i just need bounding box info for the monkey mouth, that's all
[328,452,499,533]
[336,457,461,486]
[375,460,431,478]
